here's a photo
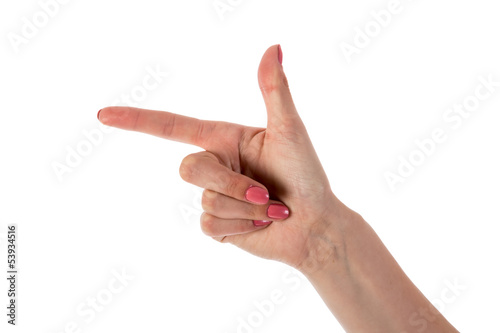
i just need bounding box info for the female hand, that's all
[98,45,459,332]
[98,44,352,272]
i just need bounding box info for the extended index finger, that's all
[98,106,215,148]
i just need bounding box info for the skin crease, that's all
[98,45,459,332]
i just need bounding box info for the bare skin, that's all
[98,45,458,332]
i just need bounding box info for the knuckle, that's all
[259,82,278,95]
[193,122,214,148]
[258,70,282,95]
[198,150,215,160]
[179,154,198,182]
[224,177,240,197]
[201,189,217,212]
[271,116,306,142]
[200,213,215,236]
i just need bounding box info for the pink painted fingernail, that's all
[97,109,102,120]
[278,45,283,65]
[267,204,289,219]
[253,220,272,227]
[245,186,269,204]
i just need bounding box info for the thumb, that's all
[258,45,304,134]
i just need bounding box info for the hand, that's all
[98,45,352,271]
[97,45,459,332]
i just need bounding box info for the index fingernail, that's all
[245,186,269,204]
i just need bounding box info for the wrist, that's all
[295,193,363,278]
[296,199,459,333]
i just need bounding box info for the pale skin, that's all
[98,45,459,332]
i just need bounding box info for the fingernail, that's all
[267,204,289,219]
[253,220,272,227]
[97,109,102,120]
[278,45,283,65]
[245,186,269,204]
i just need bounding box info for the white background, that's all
[1,0,499,332]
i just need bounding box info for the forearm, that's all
[300,202,458,333]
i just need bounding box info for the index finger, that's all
[97,106,215,148]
